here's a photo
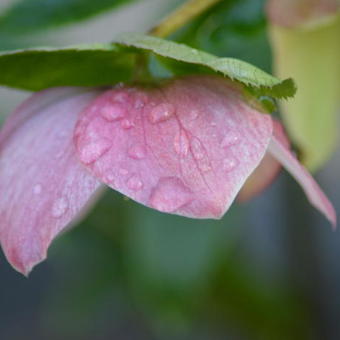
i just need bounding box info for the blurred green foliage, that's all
[174,0,271,72]
[0,0,137,34]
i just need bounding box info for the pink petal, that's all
[74,75,273,219]
[238,120,290,201]
[0,87,103,275]
[268,127,336,226]
[266,0,339,28]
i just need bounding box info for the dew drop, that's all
[134,96,146,109]
[114,82,124,89]
[149,103,175,124]
[119,168,129,176]
[223,158,238,172]
[33,184,42,195]
[199,160,212,173]
[127,174,143,191]
[104,172,115,184]
[128,144,146,160]
[188,109,199,121]
[121,119,133,129]
[79,138,111,164]
[190,138,205,160]
[100,103,125,121]
[52,196,68,218]
[149,177,192,213]
[191,139,211,172]
[174,131,189,156]
[221,132,240,148]
[111,91,128,103]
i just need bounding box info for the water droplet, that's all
[149,177,192,213]
[199,160,212,173]
[114,82,124,89]
[52,196,68,218]
[186,138,211,172]
[119,168,129,176]
[111,91,128,103]
[221,132,240,148]
[128,144,146,160]
[149,103,175,124]
[79,138,111,164]
[104,172,115,184]
[188,109,199,121]
[223,158,238,172]
[33,184,42,195]
[127,174,143,191]
[190,138,205,160]
[174,131,189,156]
[121,119,133,129]
[134,95,146,109]
[100,103,125,121]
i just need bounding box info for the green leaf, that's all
[116,33,296,99]
[0,0,137,34]
[0,44,135,91]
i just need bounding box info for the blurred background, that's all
[0,0,339,339]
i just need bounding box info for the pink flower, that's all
[0,75,336,275]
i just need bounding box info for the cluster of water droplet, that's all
[74,84,243,215]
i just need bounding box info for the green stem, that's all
[149,0,222,38]
[132,53,151,83]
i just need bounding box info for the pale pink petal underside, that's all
[268,128,336,226]
[238,120,290,201]
[74,75,273,219]
[0,88,102,275]
[267,0,339,28]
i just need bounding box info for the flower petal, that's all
[74,75,273,219]
[0,87,103,275]
[238,120,289,201]
[268,127,336,226]
[266,0,339,28]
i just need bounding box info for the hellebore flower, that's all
[0,75,336,275]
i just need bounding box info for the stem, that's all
[132,53,151,82]
[149,0,222,38]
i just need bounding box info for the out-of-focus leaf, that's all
[116,33,296,99]
[174,0,270,71]
[269,15,340,170]
[124,202,241,332]
[0,44,135,90]
[42,190,132,338]
[0,0,138,34]
[205,256,312,340]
